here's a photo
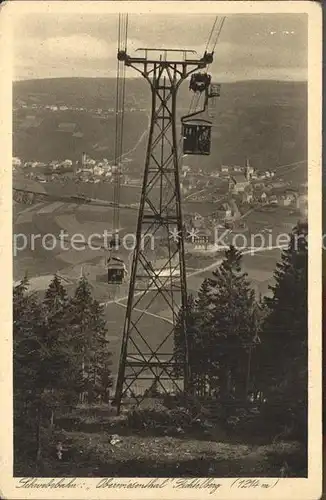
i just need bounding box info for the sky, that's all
[13,13,308,82]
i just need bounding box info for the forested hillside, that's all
[13,78,307,174]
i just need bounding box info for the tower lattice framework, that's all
[114,48,213,412]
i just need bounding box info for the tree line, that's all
[174,220,308,432]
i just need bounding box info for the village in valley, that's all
[13,150,307,249]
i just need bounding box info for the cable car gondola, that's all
[182,71,214,156]
[107,256,127,285]
[182,117,212,155]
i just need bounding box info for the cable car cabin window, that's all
[183,123,212,155]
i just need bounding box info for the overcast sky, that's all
[13,13,307,82]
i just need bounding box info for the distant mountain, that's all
[13,77,306,110]
[13,78,307,177]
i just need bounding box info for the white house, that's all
[260,192,268,203]
[94,165,105,176]
[279,191,298,207]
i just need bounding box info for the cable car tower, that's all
[114,45,214,412]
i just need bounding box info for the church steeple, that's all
[245,158,253,180]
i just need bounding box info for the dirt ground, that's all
[28,429,304,478]
[15,407,306,479]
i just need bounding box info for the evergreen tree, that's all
[174,293,213,394]
[87,300,113,404]
[207,245,257,400]
[41,275,82,419]
[174,249,258,400]
[193,280,215,395]
[174,294,197,379]
[13,277,48,462]
[260,222,308,425]
[13,276,46,404]
[69,277,112,404]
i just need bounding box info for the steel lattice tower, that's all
[114,48,213,412]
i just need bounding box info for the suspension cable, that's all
[211,16,226,52]
[205,16,219,52]
[113,14,128,238]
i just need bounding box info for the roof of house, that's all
[195,228,211,237]
[231,174,248,184]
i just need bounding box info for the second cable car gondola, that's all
[107,256,127,285]
[182,117,212,155]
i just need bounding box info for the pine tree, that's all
[173,294,197,379]
[174,250,257,401]
[69,276,112,404]
[41,275,82,421]
[261,222,308,419]
[87,300,113,404]
[13,276,46,404]
[193,280,215,395]
[13,277,48,463]
[207,245,257,401]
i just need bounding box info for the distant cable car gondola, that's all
[208,83,221,98]
[207,83,221,118]
[107,256,127,285]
